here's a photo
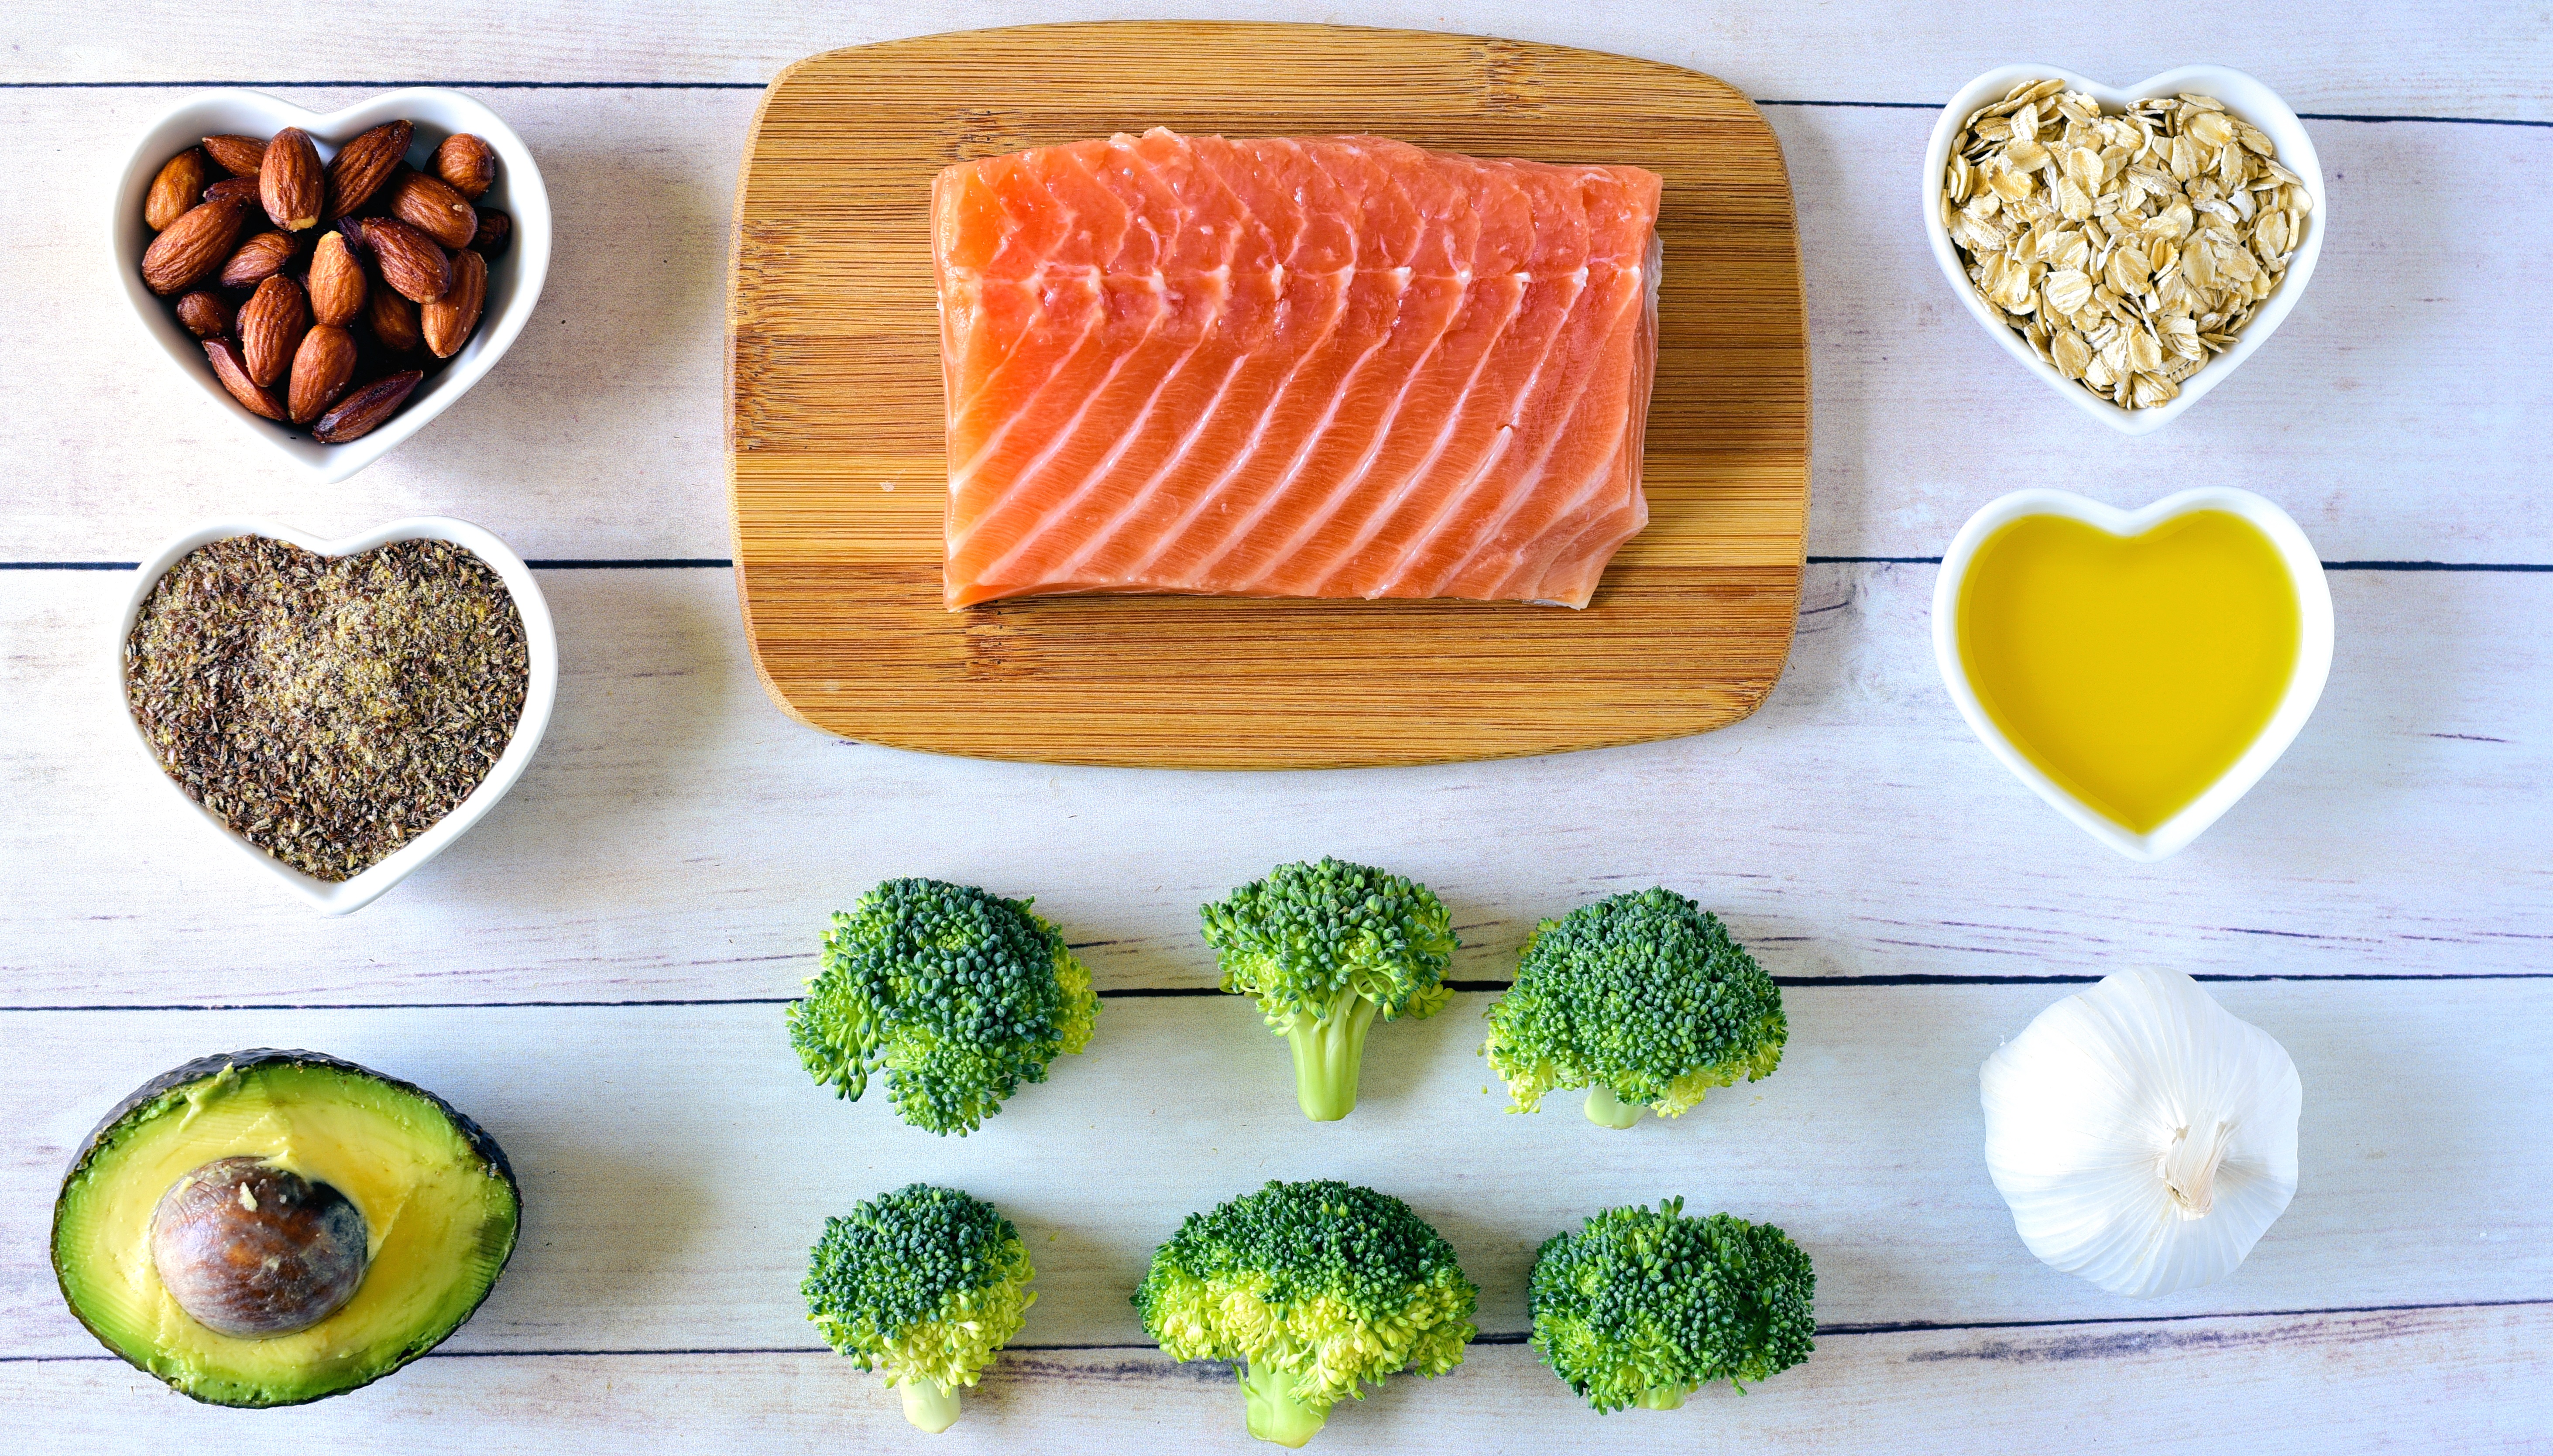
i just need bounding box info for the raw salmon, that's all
[933,127,1661,610]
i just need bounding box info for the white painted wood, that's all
[0,85,755,563]
[8,0,2549,120]
[3,565,2542,1004]
[6,983,2548,1357]
[6,1302,2544,1452]
[4,66,2549,562]
[1785,105,2553,563]
[4,5,2546,1448]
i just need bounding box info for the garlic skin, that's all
[1980,969,2301,1298]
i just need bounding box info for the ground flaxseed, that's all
[124,535,531,882]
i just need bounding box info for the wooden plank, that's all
[4,562,2543,1005]
[1779,106,2553,564]
[3,98,2544,564]
[6,9,2551,1450]
[6,983,2547,1357]
[5,0,2547,122]
[6,1257,2544,1452]
[0,86,758,564]
[728,24,1809,767]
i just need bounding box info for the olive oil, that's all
[1956,510,2301,834]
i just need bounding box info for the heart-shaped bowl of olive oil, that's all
[115,516,556,914]
[1932,486,2333,861]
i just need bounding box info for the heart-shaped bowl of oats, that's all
[1923,65,2325,434]
[115,517,557,915]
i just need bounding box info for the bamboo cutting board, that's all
[730,22,1808,769]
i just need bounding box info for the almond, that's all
[141,198,247,295]
[201,134,267,177]
[469,207,511,257]
[363,162,413,217]
[421,247,487,358]
[237,275,311,387]
[365,287,423,353]
[386,169,477,250]
[356,217,451,302]
[433,133,497,199]
[323,120,412,220]
[145,148,210,231]
[218,229,296,289]
[312,370,422,443]
[307,230,367,327]
[203,338,286,420]
[203,175,261,208]
[260,127,323,231]
[287,324,359,424]
[175,290,234,339]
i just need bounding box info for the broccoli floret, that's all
[1530,1199,1815,1412]
[803,1183,1037,1433]
[1482,887,1784,1129]
[1135,1179,1478,1447]
[788,878,1099,1135]
[1200,858,1456,1121]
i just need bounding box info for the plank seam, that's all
[10,559,2553,572]
[5,81,2549,129]
[1818,1294,2553,1335]
[0,972,2544,1012]
[0,80,773,89]
[523,558,736,569]
[9,1296,2545,1366]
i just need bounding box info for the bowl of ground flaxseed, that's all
[116,516,556,914]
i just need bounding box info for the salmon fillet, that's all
[933,127,1661,610]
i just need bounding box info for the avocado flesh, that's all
[53,1058,518,1408]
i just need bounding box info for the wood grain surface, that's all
[14,1305,2546,1453]
[728,22,1810,768]
[10,94,2544,567]
[3,986,2546,1448]
[8,983,2547,1354]
[5,565,2544,1007]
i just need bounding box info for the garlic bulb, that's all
[1980,969,2301,1298]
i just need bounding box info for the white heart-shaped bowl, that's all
[1931,486,2333,861]
[112,89,553,482]
[115,517,558,914]
[1922,65,2326,435]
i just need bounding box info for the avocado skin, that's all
[51,1049,522,1408]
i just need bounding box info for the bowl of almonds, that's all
[113,88,551,481]
[1924,65,2324,434]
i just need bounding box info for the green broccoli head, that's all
[788,878,1100,1135]
[1135,1179,1478,1447]
[803,1183,1038,1433]
[1529,1199,1815,1413]
[1200,858,1457,1122]
[1482,887,1784,1129]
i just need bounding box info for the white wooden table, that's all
[3,4,2546,1451]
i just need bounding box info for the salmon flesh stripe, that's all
[933,127,1662,610]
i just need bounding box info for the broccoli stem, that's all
[1635,1382,1696,1411]
[1583,1085,1645,1130]
[1286,995,1380,1121]
[1239,1360,1329,1447]
[898,1377,962,1434]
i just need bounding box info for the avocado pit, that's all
[151,1157,368,1338]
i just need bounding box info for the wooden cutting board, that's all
[729,21,1808,769]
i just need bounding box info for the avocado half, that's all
[51,1050,521,1408]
